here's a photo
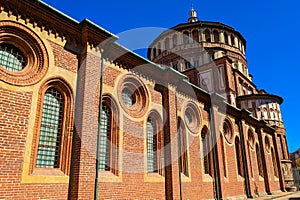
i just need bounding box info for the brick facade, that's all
[0,0,294,199]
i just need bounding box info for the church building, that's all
[0,0,295,199]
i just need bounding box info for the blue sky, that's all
[42,0,300,152]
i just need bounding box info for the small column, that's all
[220,31,225,44]
[200,29,205,42]
[234,37,239,48]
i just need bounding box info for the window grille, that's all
[147,117,157,172]
[99,103,111,171]
[0,43,26,72]
[179,121,189,177]
[122,88,135,107]
[36,88,63,168]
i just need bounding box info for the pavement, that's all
[253,191,300,200]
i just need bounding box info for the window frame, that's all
[146,111,164,176]
[98,95,120,176]
[30,78,74,176]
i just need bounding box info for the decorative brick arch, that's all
[0,20,49,86]
[30,77,74,175]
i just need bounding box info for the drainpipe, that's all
[175,91,183,200]
[94,55,105,200]
[209,105,221,200]
[237,119,252,198]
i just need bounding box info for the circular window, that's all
[0,21,49,86]
[0,43,27,72]
[248,130,255,149]
[118,75,149,118]
[265,136,271,153]
[183,102,201,135]
[223,120,233,143]
[121,88,136,107]
[185,110,192,125]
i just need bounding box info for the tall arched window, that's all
[192,30,199,43]
[173,34,178,47]
[36,88,63,168]
[220,135,227,177]
[231,35,235,46]
[256,143,264,177]
[147,116,157,173]
[248,130,255,178]
[235,137,244,177]
[158,42,161,55]
[205,29,211,42]
[271,148,278,177]
[213,30,219,43]
[32,79,73,175]
[98,96,119,175]
[99,103,111,171]
[201,126,213,176]
[224,32,229,44]
[183,31,189,44]
[152,47,157,58]
[179,118,189,177]
[164,37,170,50]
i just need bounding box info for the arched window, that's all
[147,116,157,173]
[33,79,74,175]
[192,30,199,43]
[220,135,227,177]
[231,35,235,46]
[201,126,213,176]
[158,42,161,55]
[152,47,156,58]
[256,143,264,177]
[0,43,27,72]
[173,34,178,47]
[213,30,219,43]
[36,88,64,168]
[235,137,244,177]
[183,31,189,44]
[224,32,229,44]
[99,103,111,171]
[98,96,119,175]
[271,148,278,177]
[179,118,189,177]
[248,130,255,178]
[205,29,211,42]
[164,37,170,50]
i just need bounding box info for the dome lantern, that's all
[188,5,199,23]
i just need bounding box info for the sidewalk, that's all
[253,191,300,200]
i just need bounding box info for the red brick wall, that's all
[49,40,78,73]
[0,88,70,200]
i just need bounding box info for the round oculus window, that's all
[117,75,149,118]
[0,43,27,72]
[0,21,49,86]
[223,121,233,143]
[183,102,201,135]
[121,88,136,107]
